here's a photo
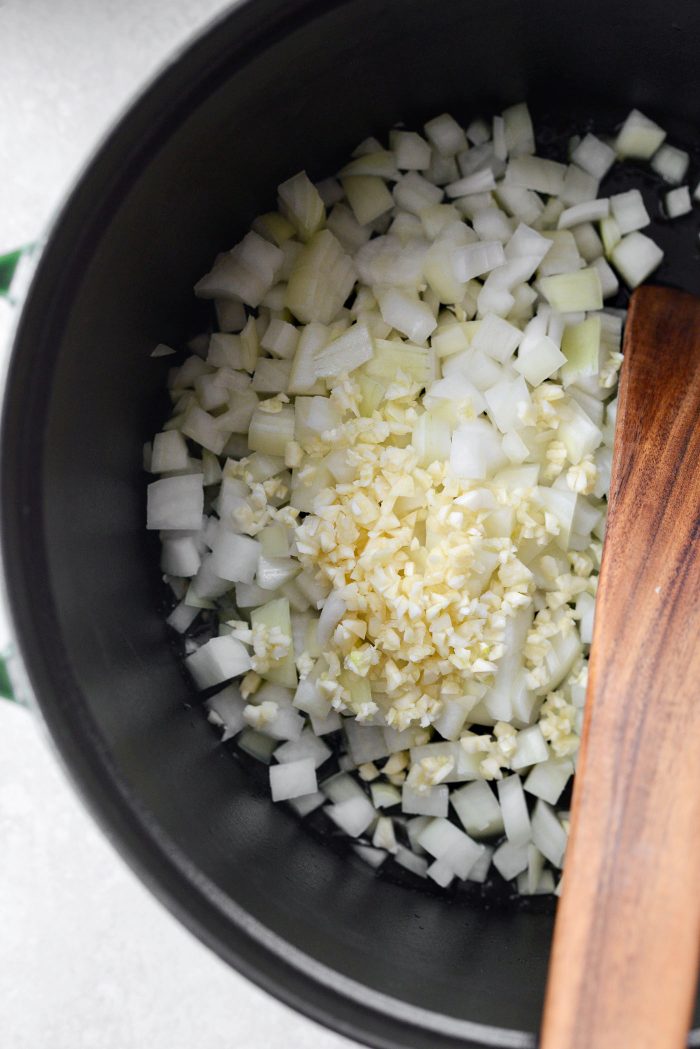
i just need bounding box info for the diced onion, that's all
[497,774,531,846]
[492,839,529,880]
[524,757,573,805]
[664,185,692,219]
[151,98,686,898]
[650,143,689,185]
[506,156,567,196]
[424,113,468,156]
[540,267,603,312]
[610,232,664,289]
[147,474,204,531]
[571,134,616,179]
[610,190,650,234]
[614,108,666,160]
[531,800,568,867]
[186,635,252,689]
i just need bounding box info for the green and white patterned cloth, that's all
[0,243,34,705]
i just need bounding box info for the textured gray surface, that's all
[0,0,229,249]
[0,3,357,1046]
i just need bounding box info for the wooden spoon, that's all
[540,285,700,1049]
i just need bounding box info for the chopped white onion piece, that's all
[492,838,529,880]
[495,185,544,225]
[206,685,246,740]
[497,774,531,846]
[536,237,580,284]
[505,222,552,264]
[472,206,514,243]
[600,216,622,257]
[390,129,432,170]
[326,794,376,837]
[417,818,484,878]
[471,312,523,362]
[561,164,599,206]
[614,108,666,159]
[558,199,610,230]
[195,233,285,307]
[610,189,650,234]
[484,375,531,433]
[319,772,364,803]
[371,781,402,809]
[449,240,504,282]
[540,267,603,313]
[650,143,689,184]
[248,405,296,457]
[151,430,189,473]
[289,790,327,817]
[502,103,535,157]
[372,815,398,853]
[166,600,200,634]
[450,419,508,480]
[270,758,318,801]
[451,781,503,838]
[571,133,616,179]
[345,721,391,764]
[375,289,436,344]
[610,231,664,289]
[278,171,325,242]
[147,474,204,531]
[238,728,277,763]
[590,256,619,300]
[341,175,394,226]
[517,868,556,895]
[424,113,468,156]
[326,203,372,254]
[152,342,177,358]
[427,858,454,888]
[466,117,491,145]
[276,728,331,768]
[393,172,442,214]
[511,724,549,770]
[339,151,399,180]
[256,556,300,591]
[182,404,228,455]
[394,845,429,878]
[560,315,601,387]
[209,529,261,583]
[501,430,529,464]
[466,844,494,883]
[524,757,573,805]
[570,222,604,263]
[506,155,567,196]
[514,334,566,386]
[315,177,344,206]
[531,799,568,867]
[285,229,355,326]
[446,169,497,198]
[261,318,300,359]
[186,635,252,689]
[664,185,692,218]
[402,783,449,817]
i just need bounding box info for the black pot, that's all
[3,2,700,1047]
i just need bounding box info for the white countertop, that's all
[0,3,357,1046]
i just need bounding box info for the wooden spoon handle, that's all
[540,286,700,1049]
